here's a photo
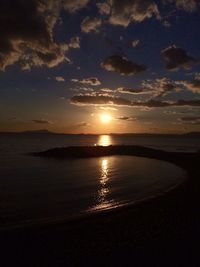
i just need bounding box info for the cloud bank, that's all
[70,94,200,107]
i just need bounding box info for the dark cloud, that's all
[117,116,137,121]
[108,0,159,27]
[161,45,198,71]
[101,55,147,75]
[179,116,200,125]
[0,0,89,71]
[117,87,149,94]
[70,93,200,107]
[70,94,132,106]
[169,99,200,107]
[71,77,101,86]
[32,119,52,124]
[0,0,62,70]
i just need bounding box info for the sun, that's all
[100,113,112,124]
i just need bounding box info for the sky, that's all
[0,0,200,134]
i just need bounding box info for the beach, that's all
[1,146,200,266]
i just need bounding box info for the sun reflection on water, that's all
[99,159,109,198]
[97,135,112,146]
[90,158,116,211]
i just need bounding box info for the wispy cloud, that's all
[76,121,90,127]
[71,77,101,86]
[117,116,137,121]
[31,119,53,124]
[117,87,150,95]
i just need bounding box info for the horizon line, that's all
[0,130,199,135]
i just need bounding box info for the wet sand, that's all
[1,146,200,266]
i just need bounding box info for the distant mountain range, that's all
[0,129,200,137]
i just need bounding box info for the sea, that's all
[0,133,199,230]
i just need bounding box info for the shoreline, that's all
[1,146,200,266]
[32,145,199,168]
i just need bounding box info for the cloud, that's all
[101,55,147,75]
[78,87,94,92]
[178,76,200,94]
[100,88,115,93]
[143,78,181,97]
[70,93,200,107]
[108,0,159,27]
[0,0,89,71]
[81,17,102,33]
[72,77,101,86]
[117,87,150,94]
[0,0,67,71]
[179,116,200,125]
[32,119,53,124]
[70,94,133,106]
[63,0,90,13]
[8,117,18,121]
[166,0,197,12]
[55,76,65,82]
[99,106,118,111]
[68,36,80,49]
[76,121,90,127]
[163,20,171,28]
[97,2,111,14]
[161,45,198,71]
[117,116,137,121]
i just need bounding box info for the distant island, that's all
[0,129,200,137]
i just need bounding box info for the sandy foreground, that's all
[1,146,200,267]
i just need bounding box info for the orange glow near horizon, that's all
[98,135,112,146]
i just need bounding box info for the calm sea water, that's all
[0,133,196,229]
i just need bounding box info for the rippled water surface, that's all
[0,134,188,229]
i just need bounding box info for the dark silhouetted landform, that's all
[32,145,200,171]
